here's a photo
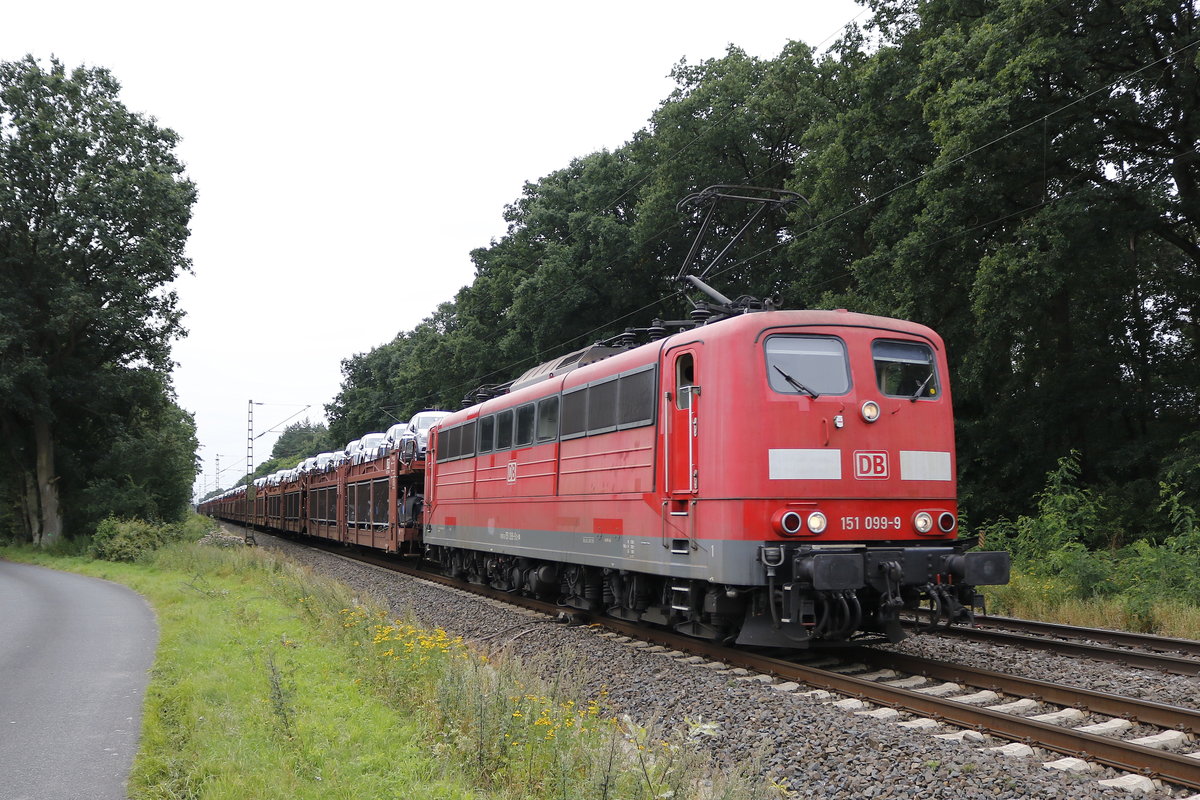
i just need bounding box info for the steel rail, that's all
[934,625,1200,676]
[855,649,1200,733]
[974,615,1200,658]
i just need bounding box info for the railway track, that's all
[264,534,1200,793]
[916,613,1200,676]
[976,615,1200,656]
[613,630,1200,793]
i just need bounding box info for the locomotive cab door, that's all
[665,347,701,498]
[663,346,702,554]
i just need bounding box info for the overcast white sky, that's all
[3,0,865,500]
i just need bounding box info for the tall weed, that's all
[981,453,1200,635]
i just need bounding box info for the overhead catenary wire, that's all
[253,404,312,440]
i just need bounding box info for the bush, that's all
[91,517,173,562]
[981,454,1200,635]
[977,451,1107,566]
[174,512,219,542]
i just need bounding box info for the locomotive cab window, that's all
[873,340,939,399]
[764,335,850,396]
[675,354,695,410]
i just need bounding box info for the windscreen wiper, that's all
[910,372,935,402]
[773,365,820,399]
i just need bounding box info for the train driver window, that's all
[675,353,695,409]
[873,340,939,399]
[764,336,850,396]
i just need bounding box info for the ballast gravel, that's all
[244,530,1200,799]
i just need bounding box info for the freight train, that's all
[201,306,1010,647]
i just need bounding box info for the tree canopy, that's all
[0,56,198,544]
[785,0,1200,529]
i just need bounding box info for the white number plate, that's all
[840,516,903,531]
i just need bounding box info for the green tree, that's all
[0,56,196,544]
[790,0,1199,527]
[75,371,199,526]
[269,419,330,462]
[470,149,649,366]
[632,44,829,307]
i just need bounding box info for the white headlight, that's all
[861,401,881,423]
[914,512,934,533]
[807,512,827,534]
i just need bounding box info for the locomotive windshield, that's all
[764,336,850,396]
[873,340,939,399]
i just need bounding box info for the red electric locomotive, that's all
[424,306,1009,647]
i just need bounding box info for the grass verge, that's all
[983,571,1200,639]
[1,539,777,800]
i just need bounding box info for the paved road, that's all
[0,560,158,800]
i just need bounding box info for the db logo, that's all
[506,461,518,484]
[854,451,889,479]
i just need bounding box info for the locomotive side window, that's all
[618,365,656,428]
[561,387,587,440]
[515,403,535,447]
[873,340,939,399]
[496,409,515,450]
[437,421,477,461]
[435,363,658,460]
[536,396,559,442]
[459,421,476,458]
[478,415,495,454]
[587,377,618,434]
[764,336,850,396]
